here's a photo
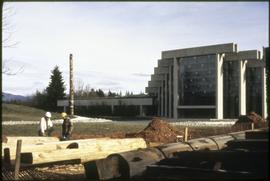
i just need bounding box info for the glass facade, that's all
[177,55,216,118]
[178,55,216,106]
[223,61,239,118]
[246,67,262,115]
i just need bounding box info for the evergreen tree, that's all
[46,66,66,111]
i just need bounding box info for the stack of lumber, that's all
[3,137,147,166]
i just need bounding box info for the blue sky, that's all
[2,2,269,96]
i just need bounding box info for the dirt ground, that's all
[3,118,268,180]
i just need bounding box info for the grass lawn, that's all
[2,103,61,121]
[2,122,235,139]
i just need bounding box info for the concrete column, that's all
[239,60,247,116]
[216,54,224,119]
[168,66,172,118]
[173,57,178,119]
[262,67,268,119]
[164,74,168,117]
[157,87,161,116]
[63,106,66,113]
[111,105,114,115]
[139,105,143,116]
[161,83,164,117]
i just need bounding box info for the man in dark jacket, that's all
[61,112,73,140]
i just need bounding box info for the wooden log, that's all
[228,131,246,140]
[187,138,219,151]
[157,142,193,158]
[226,139,269,151]
[207,135,235,150]
[245,130,269,139]
[84,147,165,180]
[145,165,255,180]
[20,138,147,165]
[4,138,112,163]
[3,136,59,145]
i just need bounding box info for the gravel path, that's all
[2,116,236,127]
[2,116,113,125]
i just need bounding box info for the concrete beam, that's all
[145,87,159,94]
[162,43,237,59]
[154,67,169,74]
[158,59,173,67]
[151,74,165,81]
[148,80,163,88]
[225,50,261,61]
[246,59,265,68]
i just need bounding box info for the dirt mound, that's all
[232,112,266,130]
[127,118,182,143]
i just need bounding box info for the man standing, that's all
[61,112,73,140]
[38,112,54,136]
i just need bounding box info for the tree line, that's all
[8,66,145,113]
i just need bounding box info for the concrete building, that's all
[145,43,268,119]
[57,97,154,116]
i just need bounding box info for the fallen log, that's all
[20,138,147,165]
[84,147,165,180]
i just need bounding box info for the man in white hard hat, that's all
[38,112,54,136]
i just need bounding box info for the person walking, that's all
[61,112,73,140]
[38,112,54,136]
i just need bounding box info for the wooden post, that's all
[184,127,188,142]
[14,140,22,180]
[251,123,254,130]
[69,54,74,116]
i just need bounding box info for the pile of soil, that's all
[127,118,182,143]
[232,111,266,131]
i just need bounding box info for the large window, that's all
[223,61,239,118]
[178,55,216,106]
[246,67,262,115]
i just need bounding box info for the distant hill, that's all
[2,92,29,102]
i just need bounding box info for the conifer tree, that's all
[46,66,66,111]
